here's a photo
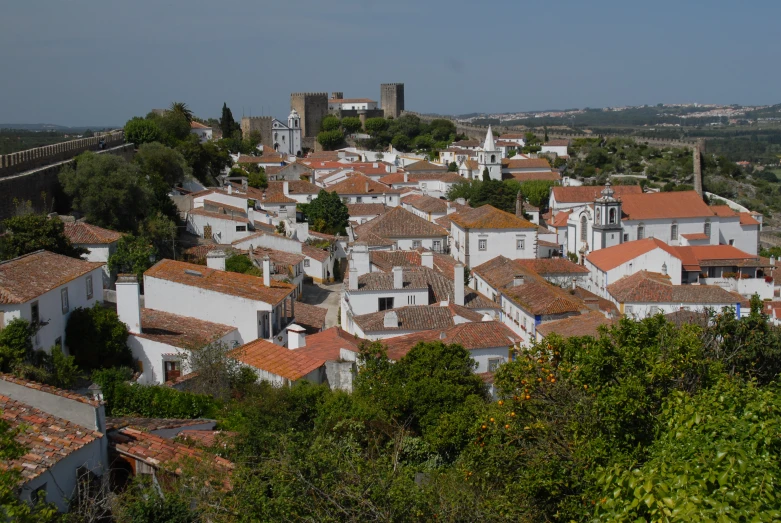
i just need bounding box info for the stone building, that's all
[290,92,329,150]
[381,83,405,119]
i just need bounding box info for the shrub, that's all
[0,318,33,372]
[65,304,131,371]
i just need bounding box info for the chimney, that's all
[421,251,434,268]
[771,256,776,267]
[439,331,446,340]
[456,197,466,206]
[247,207,254,224]
[584,298,599,311]
[513,274,525,287]
[352,243,371,277]
[227,184,233,195]
[365,181,369,193]
[383,310,399,329]
[116,274,142,334]
[242,178,248,192]
[515,191,524,218]
[392,266,404,289]
[262,255,271,287]
[206,250,227,271]
[454,263,465,306]
[283,181,289,196]
[404,172,409,183]
[572,278,577,290]
[287,324,306,349]
[693,139,704,198]
[348,266,358,290]
[661,262,668,276]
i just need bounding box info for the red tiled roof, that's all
[586,238,674,272]
[503,158,551,170]
[551,185,643,203]
[347,203,387,216]
[473,255,540,290]
[0,251,103,304]
[404,194,467,215]
[383,321,521,360]
[514,258,590,276]
[296,327,362,361]
[682,233,709,240]
[0,394,103,484]
[507,171,561,182]
[608,271,742,304]
[740,212,760,226]
[403,160,447,172]
[203,199,246,214]
[353,305,457,333]
[63,222,123,245]
[550,210,571,228]
[292,302,327,333]
[370,250,422,272]
[190,121,210,129]
[238,154,284,164]
[709,205,738,217]
[449,205,537,230]
[229,339,324,381]
[544,139,570,147]
[353,207,448,240]
[502,280,585,316]
[621,191,713,220]
[302,243,330,262]
[328,174,402,195]
[535,310,613,339]
[144,259,295,305]
[134,309,236,349]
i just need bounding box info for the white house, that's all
[351,206,449,252]
[0,374,108,513]
[116,275,241,385]
[229,337,326,386]
[327,98,378,111]
[541,139,570,158]
[269,110,303,156]
[62,221,123,288]
[0,251,104,354]
[450,205,539,267]
[143,258,297,345]
[346,203,387,225]
[402,194,468,223]
[190,121,213,143]
[328,174,402,207]
[186,208,253,244]
[549,185,643,212]
[498,133,526,146]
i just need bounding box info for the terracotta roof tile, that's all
[404,194,468,215]
[202,199,246,214]
[551,185,643,203]
[514,258,590,276]
[508,171,562,182]
[238,154,284,164]
[608,271,742,304]
[383,321,521,360]
[353,207,448,240]
[535,310,613,339]
[710,205,738,217]
[0,251,103,304]
[586,238,674,272]
[473,256,539,290]
[403,160,447,172]
[621,191,713,220]
[449,205,537,230]
[353,305,457,333]
[550,210,571,228]
[682,232,709,240]
[503,158,551,170]
[134,309,236,349]
[144,259,294,305]
[292,302,327,333]
[296,327,362,361]
[328,174,401,195]
[370,250,422,272]
[228,339,324,381]
[451,140,480,147]
[740,212,760,226]
[63,222,123,244]
[0,394,103,483]
[190,121,211,129]
[544,139,570,146]
[502,280,586,316]
[302,243,330,262]
[346,203,387,216]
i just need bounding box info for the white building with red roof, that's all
[190,121,213,143]
[62,220,123,287]
[449,205,539,267]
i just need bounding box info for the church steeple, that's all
[484,125,496,151]
[478,125,502,181]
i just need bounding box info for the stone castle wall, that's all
[0,130,125,178]
[290,92,328,139]
[240,116,274,149]
[381,83,405,119]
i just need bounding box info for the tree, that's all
[0,318,33,372]
[364,117,389,136]
[317,129,344,151]
[391,133,410,151]
[320,115,341,132]
[176,134,231,185]
[341,117,362,134]
[109,234,156,283]
[59,152,152,232]
[482,167,490,181]
[226,254,262,276]
[158,111,191,147]
[0,213,87,261]
[140,212,178,260]
[447,161,458,172]
[471,179,515,213]
[169,101,194,123]
[124,117,162,146]
[300,190,349,235]
[65,303,132,371]
[247,167,267,189]
[134,142,192,187]
[220,102,240,139]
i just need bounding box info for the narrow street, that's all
[300,281,342,328]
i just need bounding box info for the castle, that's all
[240,109,302,157]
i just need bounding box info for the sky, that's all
[1,0,779,127]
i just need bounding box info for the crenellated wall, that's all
[0,130,125,178]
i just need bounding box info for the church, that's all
[269,109,302,156]
[457,126,503,181]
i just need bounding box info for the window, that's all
[704,220,711,237]
[304,259,310,268]
[236,225,247,232]
[86,276,93,300]
[609,208,617,224]
[623,233,629,242]
[671,223,678,240]
[637,224,645,240]
[407,295,416,305]
[490,154,496,163]
[516,238,525,250]
[478,239,487,251]
[164,360,181,382]
[31,301,39,325]
[61,288,69,314]
[729,239,734,246]
[488,358,502,372]
[378,297,394,311]
[356,196,362,203]
[433,240,441,252]
[412,240,421,248]
[580,216,588,242]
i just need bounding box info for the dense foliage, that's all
[299,189,349,235]
[448,178,558,212]
[358,114,463,155]
[65,304,131,371]
[0,213,86,261]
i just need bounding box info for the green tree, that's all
[447,161,458,172]
[65,303,132,371]
[0,318,33,372]
[108,234,156,282]
[226,254,262,276]
[169,101,194,123]
[176,134,231,185]
[139,212,178,260]
[300,190,349,235]
[341,116,362,134]
[364,117,389,136]
[0,213,87,261]
[320,115,341,132]
[471,179,515,213]
[59,152,152,232]
[247,167,267,189]
[317,129,344,151]
[482,167,490,181]
[134,142,192,187]
[124,117,162,146]
[219,102,240,139]
[391,133,410,151]
[157,111,191,147]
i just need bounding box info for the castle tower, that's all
[478,126,502,181]
[290,92,329,144]
[591,182,623,250]
[380,83,405,119]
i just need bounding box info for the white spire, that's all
[484,125,496,151]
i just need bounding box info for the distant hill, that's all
[0,123,116,132]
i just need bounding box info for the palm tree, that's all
[169,101,194,122]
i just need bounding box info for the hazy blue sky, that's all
[1,1,779,126]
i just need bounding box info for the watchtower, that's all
[380,83,405,119]
[290,92,329,140]
[240,116,273,147]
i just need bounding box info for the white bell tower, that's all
[478,125,502,181]
[288,109,302,156]
[592,182,623,250]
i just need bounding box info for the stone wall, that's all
[0,143,135,220]
[240,116,273,148]
[0,130,124,178]
[290,92,328,139]
[380,83,405,119]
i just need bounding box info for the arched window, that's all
[595,208,601,224]
[580,216,588,242]
[490,154,496,163]
[638,223,645,240]
[274,132,278,140]
[609,208,617,224]
[704,220,711,237]
[671,222,678,240]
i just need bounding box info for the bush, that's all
[0,318,33,372]
[65,304,131,371]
